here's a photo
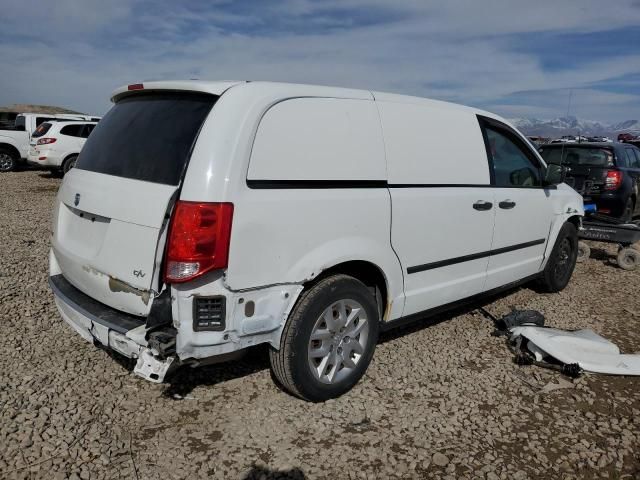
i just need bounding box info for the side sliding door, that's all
[377,97,496,316]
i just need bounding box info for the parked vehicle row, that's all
[48,80,583,401]
[0,113,100,172]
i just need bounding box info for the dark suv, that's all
[539,142,640,221]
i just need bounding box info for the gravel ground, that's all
[1,169,639,480]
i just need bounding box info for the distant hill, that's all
[510,115,639,138]
[0,104,84,114]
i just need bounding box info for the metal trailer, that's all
[577,212,640,270]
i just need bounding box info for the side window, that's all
[14,116,26,131]
[60,125,84,137]
[625,148,640,168]
[484,125,542,187]
[82,124,95,138]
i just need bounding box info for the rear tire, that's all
[0,148,18,172]
[62,155,78,175]
[269,274,379,402]
[621,198,634,223]
[538,222,578,292]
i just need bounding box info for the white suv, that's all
[28,120,97,174]
[49,81,583,401]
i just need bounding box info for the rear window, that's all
[539,147,614,167]
[76,92,216,185]
[32,122,52,138]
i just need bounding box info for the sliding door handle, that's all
[499,200,516,209]
[473,200,493,211]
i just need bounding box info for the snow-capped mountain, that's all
[508,116,639,138]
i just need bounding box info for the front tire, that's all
[538,222,578,292]
[269,274,380,402]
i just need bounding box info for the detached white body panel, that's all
[511,326,640,375]
[47,80,584,384]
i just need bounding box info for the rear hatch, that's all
[539,145,615,196]
[51,91,217,316]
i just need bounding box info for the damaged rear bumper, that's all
[49,274,175,382]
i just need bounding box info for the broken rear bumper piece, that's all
[49,274,176,382]
[510,326,640,376]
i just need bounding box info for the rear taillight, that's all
[128,83,144,91]
[604,170,623,191]
[164,201,234,283]
[37,138,56,145]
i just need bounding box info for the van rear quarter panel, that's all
[180,84,405,320]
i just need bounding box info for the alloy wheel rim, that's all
[307,299,369,384]
[0,153,13,171]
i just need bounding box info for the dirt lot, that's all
[1,170,639,480]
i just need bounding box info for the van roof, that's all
[111,80,506,125]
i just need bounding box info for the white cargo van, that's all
[49,81,583,401]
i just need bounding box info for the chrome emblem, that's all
[74,193,80,207]
[133,269,146,278]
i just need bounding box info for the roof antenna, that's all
[561,88,573,158]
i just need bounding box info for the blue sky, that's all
[1,0,639,122]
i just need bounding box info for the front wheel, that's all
[269,274,380,402]
[538,222,578,292]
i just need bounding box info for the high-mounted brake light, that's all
[604,170,623,191]
[37,138,57,145]
[164,201,234,283]
[128,83,144,91]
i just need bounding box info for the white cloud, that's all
[0,0,638,121]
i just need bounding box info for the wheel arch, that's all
[0,142,20,159]
[61,152,79,168]
[302,260,389,322]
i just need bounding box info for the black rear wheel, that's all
[621,198,634,223]
[269,274,380,402]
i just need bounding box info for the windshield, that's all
[539,147,614,167]
[76,92,217,185]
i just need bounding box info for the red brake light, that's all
[164,201,234,283]
[604,170,623,191]
[37,138,56,145]
[128,83,144,91]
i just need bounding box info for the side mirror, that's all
[544,164,566,186]
[14,124,26,132]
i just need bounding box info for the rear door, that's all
[479,117,554,290]
[378,101,496,315]
[59,124,85,152]
[51,92,217,316]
